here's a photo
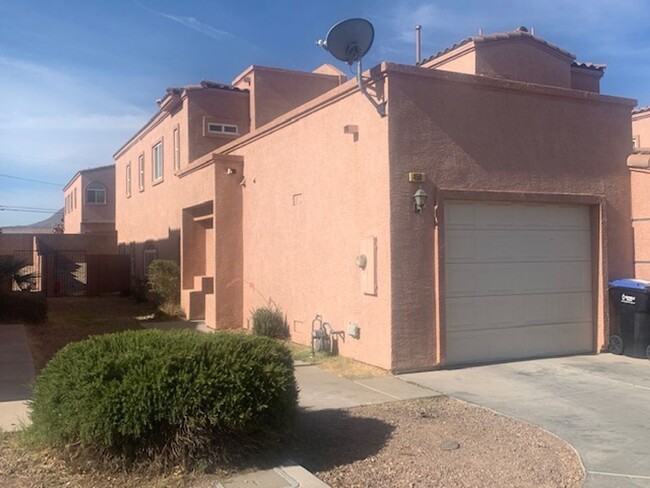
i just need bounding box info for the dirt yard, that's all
[24,295,155,372]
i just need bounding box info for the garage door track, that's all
[402,354,650,488]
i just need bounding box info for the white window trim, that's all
[152,141,164,182]
[85,182,107,205]
[138,154,145,191]
[207,122,239,135]
[126,163,132,198]
[173,126,180,171]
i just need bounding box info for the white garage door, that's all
[444,201,593,366]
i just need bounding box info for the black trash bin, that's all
[609,278,650,359]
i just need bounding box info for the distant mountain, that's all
[1,209,64,234]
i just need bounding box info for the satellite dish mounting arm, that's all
[355,59,386,117]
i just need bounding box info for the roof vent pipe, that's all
[415,25,422,64]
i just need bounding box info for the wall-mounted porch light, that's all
[413,188,428,213]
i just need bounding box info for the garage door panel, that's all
[446,321,593,366]
[446,261,591,297]
[446,229,591,263]
[446,292,592,332]
[446,202,590,230]
[444,201,593,365]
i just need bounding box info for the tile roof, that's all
[633,106,650,115]
[571,62,606,72]
[419,26,576,66]
[163,79,246,99]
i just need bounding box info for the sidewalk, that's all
[0,323,436,486]
[0,324,35,432]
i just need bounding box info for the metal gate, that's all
[13,249,87,296]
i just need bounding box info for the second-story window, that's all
[152,141,163,182]
[173,127,180,171]
[126,163,132,197]
[73,188,77,209]
[138,154,145,191]
[86,182,106,205]
[207,123,238,135]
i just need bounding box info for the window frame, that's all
[126,162,132,198]
[143,248,158,276]
[85,182,107,205]
[152,140,164,183]
[173,126,180,172]
[207,122,239,135]
[138,153,145,191]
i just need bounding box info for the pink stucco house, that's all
[629,108,650,278]
[63,164,116,235]
[115,26,636,372]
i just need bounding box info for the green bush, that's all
[251,305,288,339]
[29,330,297,468]
[0,292,47,323]
[147,260,180,306]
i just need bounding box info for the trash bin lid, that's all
[609,278,650,290]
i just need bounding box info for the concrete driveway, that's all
[401,354,650,488]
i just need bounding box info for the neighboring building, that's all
[63,165,116,234]
[628,107,650,278]
[114,27,636,372]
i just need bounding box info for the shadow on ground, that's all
[289,408,395,472]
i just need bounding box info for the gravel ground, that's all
[291,396,584,488]
[0,397,583,487]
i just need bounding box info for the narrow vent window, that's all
[208,123,238,135]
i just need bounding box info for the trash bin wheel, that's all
[609,335,624,355]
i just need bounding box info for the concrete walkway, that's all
[402,354,650,488]
[0,324,34,432]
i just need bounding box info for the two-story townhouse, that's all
[115,27,636,372]
[113,65,346,280]
[63,164,116,234]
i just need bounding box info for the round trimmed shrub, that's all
[251,306,288,339]
[29,329,298,468]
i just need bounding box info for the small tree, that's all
[0,256,36,292]
[147,259,181,316]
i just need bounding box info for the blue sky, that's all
[1,0,649,226]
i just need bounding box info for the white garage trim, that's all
[444,200,593,366]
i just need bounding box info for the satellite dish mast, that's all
[317,18,386,116]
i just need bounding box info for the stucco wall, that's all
[386,63,635,371]
[630,169,650,278]
[633,111,650,149]
[187,89,250,162]
[475,40,572,87]
[234,66,344,130]
[63,175,83,233]
[36,233,118,255]
[571,68,602,93]
[81,166,115,230]
[0,234,35,255]
[226,81,393,369]
[630,112,650,278]
[115,96,216,276]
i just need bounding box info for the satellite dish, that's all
[319,18,375,65]
[317,18,385,116]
